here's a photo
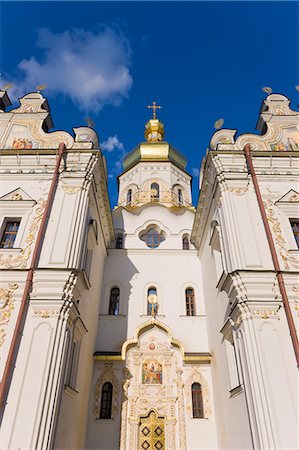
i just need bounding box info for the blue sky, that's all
[1,1,298,206]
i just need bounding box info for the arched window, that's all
[178,189,183,205]
[140,228,165,248]
[182,237,189,250]
[116,235,123,249]
[147,287,158,315]
[185,288,195,316]
[109,287,120,315]
[100,382,113,419]
[150,183,160,202]
[127,189,132,205]
[192,383,204,418]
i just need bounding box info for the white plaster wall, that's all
[199,219,254,450]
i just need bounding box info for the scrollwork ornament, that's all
[0,283,19,347]
[263,199,290,269]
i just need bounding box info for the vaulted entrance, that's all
[139,410,165,450]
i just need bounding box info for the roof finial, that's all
[147,101,161,119]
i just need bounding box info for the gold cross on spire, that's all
[147,101,161,119]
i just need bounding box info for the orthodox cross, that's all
[147,101,161,119]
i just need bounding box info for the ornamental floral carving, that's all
[263,199,290,269]
[292,286,299,316]
[0,198,46,269]
[185,368,212,418]
[94,363,120,419]
[0,283,19,347]
[228,186,248,195]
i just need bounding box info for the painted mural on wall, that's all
[142,360,162,384]
[4,125,38,149]
[270,127,299,151]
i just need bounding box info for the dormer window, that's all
[150,183,160,202]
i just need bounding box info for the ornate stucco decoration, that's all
[185,368,212,418]
[93,363,120,419]
[121,317,185,360]
[292,286,299,316]
[0,198,46,269]
[32,309,60,319]
[0,283,19,347]
[209,94,299,153]
[263,199,291,270]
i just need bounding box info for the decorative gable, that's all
[0,188,35,203]
[210,93,299,152]
[0,92,99,150]
[276,190,299,204]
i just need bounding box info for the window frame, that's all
[191,382,204,418]
[140,228,165,248]
[185,288,196,316]
[290,219,299,249]
[0,219,21,249]
[150,183,160,202]
[65,317,87,393]
[99,382,113,419]
[116,235,123,249]
[109,287,120,316]
[178,188,183,205]
[147,286,158,316]
[127,189,132,205]
[182,236,189,250]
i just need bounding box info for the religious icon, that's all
[142,360,162,384]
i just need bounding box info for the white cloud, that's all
[3,26,133,112]
[101,135,124,152]
[192,167,200,177]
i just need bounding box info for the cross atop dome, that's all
[145,101,164,142]
[147,101,162,120]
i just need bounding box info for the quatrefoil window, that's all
[139,225,166,249]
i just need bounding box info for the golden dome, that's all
[122,103,187,173]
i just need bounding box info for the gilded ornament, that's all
[0,283,19,347]
[263,199,290,269]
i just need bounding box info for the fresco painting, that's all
[142,360,162,384]
[270,127,299,151]
[4,125,38,149]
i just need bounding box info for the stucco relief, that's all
[263,199,293,270]
[185,368,212,418]
[292,286,299,316]
[94,363,120,419]
[0,198,46,269]
[0,283,19,347]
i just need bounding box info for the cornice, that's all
[108,248,198,256]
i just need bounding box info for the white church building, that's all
[0,89,298,450]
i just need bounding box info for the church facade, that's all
[0,90,298,450]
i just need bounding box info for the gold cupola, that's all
[122,101,187,172]
[144,118,165,142]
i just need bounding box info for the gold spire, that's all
[145,101,165,142]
